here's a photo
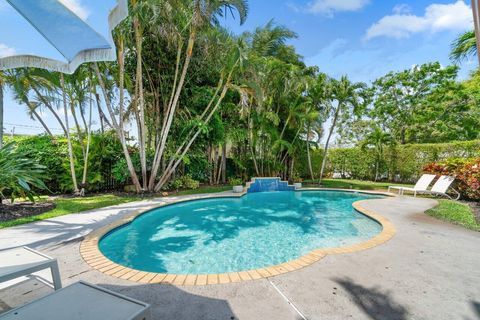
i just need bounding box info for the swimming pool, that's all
[99,191,383,274]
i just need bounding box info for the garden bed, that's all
[0,201,56,223]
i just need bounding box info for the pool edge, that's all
[80,190,397,286]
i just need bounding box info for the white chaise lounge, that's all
[388,174,436,197]
[0,246,62,291]
[0,281,151,320]
[422,175,460,200]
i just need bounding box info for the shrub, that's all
[423,158,480,200]
[229,178,243,186]
[6,135,67,192]
[0,143,48,203]
[8,132,124,193]
[168,175,200,191]
[181,175,200,190]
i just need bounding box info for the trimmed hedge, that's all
[298,140,480,184]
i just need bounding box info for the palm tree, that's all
[8,68,80,194]
[361,126,395,181]
[4,69,53,137]
[318,76,366,184]
[450,30,477,63]
[0,71,4,149]
[147,0,248,191]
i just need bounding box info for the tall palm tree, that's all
[318,76,366,184]
[450,30,477,63]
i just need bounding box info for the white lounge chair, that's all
[0,281,151,320]
[0,246,62,291]
[422,175,460,200]
[388,174,436,197]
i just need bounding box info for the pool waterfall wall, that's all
[246,177,295,193]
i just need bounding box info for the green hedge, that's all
[298,140,480,183]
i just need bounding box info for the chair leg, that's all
[50,263,62,290]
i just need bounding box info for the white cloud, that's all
[59,0,90,20]
[366,1,473,40]
[392,4,411,15]
[305,0,370,16]
[0,44,16,58]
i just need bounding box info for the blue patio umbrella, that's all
[0,0,128,74]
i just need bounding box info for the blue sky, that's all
[0,0,476,135]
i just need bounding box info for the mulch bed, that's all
[0,202,56,222]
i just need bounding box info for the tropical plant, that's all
[450,30,477,64]
[318,75,366,184]
[0,71,4,149]
[423,158,480,200]
[0,143,47,203]
[361,126,395,181]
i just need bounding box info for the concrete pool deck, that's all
[0,192,479,319]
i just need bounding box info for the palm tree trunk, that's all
[93,59,142,192]
[32,86,68,134]
[134,16,147,190]
[221,143,227,184]
[319,105,341,184]
[70,102,86,158]
[0,84,3,149]
[306,124,314,180]
[248,116,260,176]
[148,28,197,190]
[80,92,93,196]
[472,0,480,64]
[60,74,79,194]
[154,75,231,192]
[27,102,54,137]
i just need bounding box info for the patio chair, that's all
[0,281,151,320]
[0,246,62,291]
[388,174,436,197]
[422,175,460,200]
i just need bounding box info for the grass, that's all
[426,200,479,232]
[0,185,233,229]
[0,194,141,229]
[175,185,231,196]
[304,178,412,191]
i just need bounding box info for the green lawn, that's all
[303,178,412,191]
[0,195,140,229]
[0,185,232,229]
[425,200,479,232]
[175,185,231,196]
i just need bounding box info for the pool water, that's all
[99,191,382,274]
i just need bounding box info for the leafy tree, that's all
[370,62,458,144]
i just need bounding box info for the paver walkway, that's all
[0,193,479,319]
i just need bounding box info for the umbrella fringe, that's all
[0,0,128,74]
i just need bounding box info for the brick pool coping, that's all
[80,189,396,286]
